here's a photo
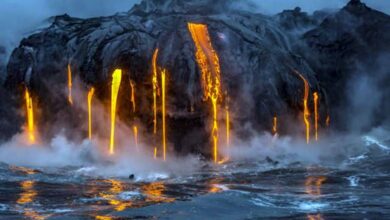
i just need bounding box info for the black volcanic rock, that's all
[3,0,388,153]
[303,0,390,130]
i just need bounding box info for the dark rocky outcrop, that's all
[303,0,390,130]
[2,0,389,153]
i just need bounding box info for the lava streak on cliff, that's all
[24,88,35,144]
[295,71,310,144]
[188,22,222,163]
[109,69,122,155]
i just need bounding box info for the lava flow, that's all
[313,92,319,141]
[67,64,73,105]
[130,80,136,113]
[87,87,95,140]
[272,116,278,136]
[188,22,222,163]
[326,115,330,127]
[133,125,138,150]
[295,71,310,144]
[152,48,159,135]
[24,88,35,144]
[161,69,167,161]
[109,69,122,155]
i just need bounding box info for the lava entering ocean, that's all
[109,69,122,155]
[188,22,223,163]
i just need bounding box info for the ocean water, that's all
[0,133,389,219]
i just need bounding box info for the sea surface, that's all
[0,134,389,220]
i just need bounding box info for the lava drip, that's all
[161,69,167,161]
[67,64,73,105]
[130,80,136,113]
[188,23,222,163]
[87,87,95,140]
[272,116,278,136]
[295,71,310,144]
[24,88,35,144]
[326,115,330,127]
[313,92,319,141]
[109,69,122,154]
[133,125,138,150]
[152,48,159,135]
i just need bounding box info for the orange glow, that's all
[225,100,230,150]
[100,179,132,212]
[142,182,175,203]
[17,180,46,219]
[109,69,122,155]
[67,64,73,105]
[296,71,310,144]
[133,125,138,150]
[307,214,324,220]
[130,80,136,113]
[152,48,159,135]
[272,116,278,136]
[88,87,95,140]
[154,147,157,159]
[25,88,35,144]
[305,176,327,196]
[313,92,319,141]
[211,95,218,163]
[17,180,37,204]
[161,69,167,161]
[188,22,222,163]
[326,115,330,127]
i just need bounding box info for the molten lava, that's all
[188,22,222,163]
[152,48,159,135]
[161,69,167,161]
[109,69,122,155]
[133,125,138,150]
[87,87,95,140]
[296,71,310,144]
[130,80,136,113]
[67,64,73,105]
[326,115,330,127]
[313,92,319,141]
[273,116,278,136]
[25,88,35,144]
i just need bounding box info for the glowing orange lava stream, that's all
[273,116,278,136]
[313,92,319,141]
[188,22,222,163]
[109,69,122,155]
[152,48,159,135]
[25,88,35,144]
[133,125,138,150]
[130,80,136,113]
[161,69,167,161]
[67,64,73,105]
[87,87,95,140]
[296,71,310,144]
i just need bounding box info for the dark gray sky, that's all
[0,0,388,57]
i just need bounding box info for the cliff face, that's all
[2,0,389,152]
